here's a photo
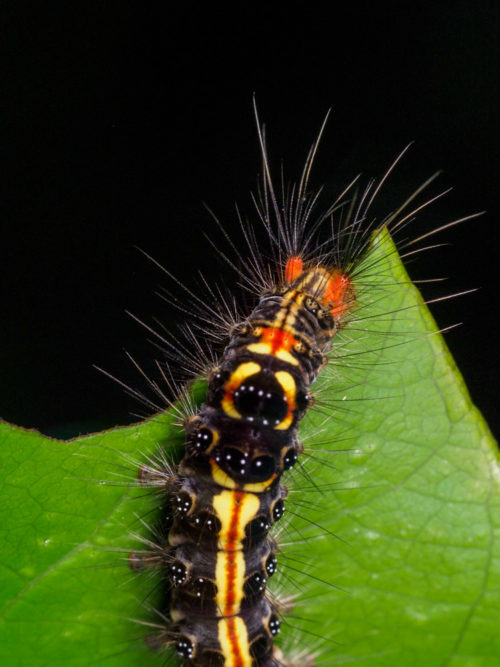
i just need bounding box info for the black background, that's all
[1,2,498,438]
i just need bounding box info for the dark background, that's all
[1,2,498,438]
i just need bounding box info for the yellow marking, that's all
[220,398,242,420]
[210,460,238,489]
[246,341,272,356]
[221,361,261,419]
[205,428,219,453]
[230,361,261,383]
[274,370,296,431]
[246,341,299,366]
[218,617,252,667]
[275,370,296,398]
[275,414,293,430]
[210,459,276,492]
[276,348,299,365]
[212,489,260,550]
[241,475,277,492]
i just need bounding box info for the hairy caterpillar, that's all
[121,108,483,667]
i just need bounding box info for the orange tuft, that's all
[324,273,352,318]
[285,256,303,283]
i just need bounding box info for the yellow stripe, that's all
[215,549,246,615]
[212,490,260,625]
[218,617,252,667]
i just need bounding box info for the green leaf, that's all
[0,229,498,666]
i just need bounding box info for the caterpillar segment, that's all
[165,258,354,666]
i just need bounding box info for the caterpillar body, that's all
[163,259,353,667]
[129,111,477,667]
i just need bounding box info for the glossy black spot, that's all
[265,554,278,577]
[214,446,278,483]
[233,371,289,426]
[283,447,298,470]
[216,446,248,477]
[194,426,213,451]
[170,559,188,586]
[249,455,275,480]
[176,635,194,659]
[272,499,285,522]
[173,491,192,516]
[245,515,271,545]
[296,389,310,413]
[250,634,272,660]
[244,570,267,598]
[269,613,281,636]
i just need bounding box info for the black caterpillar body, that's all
[163,263,353,666]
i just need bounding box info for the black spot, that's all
[173,491,192,516]
[269,614,281,637]
[216,446,248,478]
[233,370,289,425]
[176,635,194,659]
[283,447,298,470]
[244,570,267,598]
[272,499,285,522]
[269,613,281,636]
[245,515,271,545]
[170,560,188,586]
[215,446,278,484]
[265,554,278,577]
[194,426,213,451]
[249,455,276,480]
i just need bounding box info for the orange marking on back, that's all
[324,272,352,318]
[226,616,245,667]
[261,327,297,354]
[285,256,303,283]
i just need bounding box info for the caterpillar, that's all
[126,108,480,667]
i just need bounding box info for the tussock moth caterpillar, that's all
[113,105,491,667]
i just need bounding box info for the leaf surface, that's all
[0,230,498,666]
